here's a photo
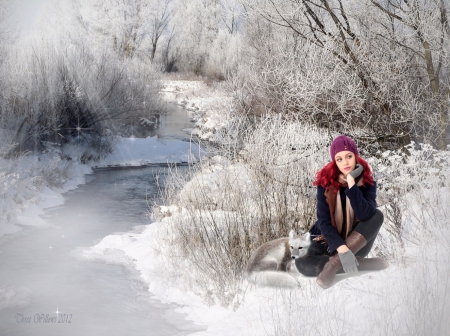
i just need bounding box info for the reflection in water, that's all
[151,92,197,140]
[0,102,204,335]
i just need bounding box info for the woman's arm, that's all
[316,186,346,253]
[345,180,377,221]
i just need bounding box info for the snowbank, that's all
[0,153,91,237]
[160,79,236,142]
[81,193,450,335]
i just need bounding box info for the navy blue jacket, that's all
[309,181,378,253]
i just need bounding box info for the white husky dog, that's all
[245,230,311,288]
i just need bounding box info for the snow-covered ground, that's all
[0,151,91,238]
[80,205,449,335]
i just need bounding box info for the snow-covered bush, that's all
[0,37,161,155]
[0,140,88,225]
[0,155,42,223]
[38,154,73,189]
[366,143,450,258]
[157,95,450,319]
[157,116,332,305]
[240,116,330,237]
[0,0,163,156]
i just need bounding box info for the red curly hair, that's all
[313,154,374,192]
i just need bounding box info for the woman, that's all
[295,135,388,289]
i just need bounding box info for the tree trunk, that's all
[423,41,440,94]
[150,42,157,62]
[437,102,448,150]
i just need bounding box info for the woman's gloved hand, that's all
[349,164,364,179]
[338,250,359,273]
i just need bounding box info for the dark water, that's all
[0,97,204,335]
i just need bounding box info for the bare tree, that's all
[220,0,242,35]
[149,0,173,62]
[73,0,174,62]
[369,0,450,148]
[74,0,153,59]
[162,26,180,72]
[242,0,450,149]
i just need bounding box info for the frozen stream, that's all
[0,96,205,335]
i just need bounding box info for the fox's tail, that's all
[246,271,299,288]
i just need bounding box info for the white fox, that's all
[245,230,311,288]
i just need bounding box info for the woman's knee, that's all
[360,208,384,227]
[371,209,384,228]
[374,208,384,222]
[354,209,384,239]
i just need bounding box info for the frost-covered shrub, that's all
[240,116,330,241]
[158,116,331,305]
[159,99,450,308]
[38,155,72,189]
[0,29,161,155]
[366,142,450,259]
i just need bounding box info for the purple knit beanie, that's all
[330,135,359,160]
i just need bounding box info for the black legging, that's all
[295,209,384,276]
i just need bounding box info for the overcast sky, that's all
[10,0,48,33]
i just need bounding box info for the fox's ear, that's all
[304,232,310,241]
[289,230,295,239]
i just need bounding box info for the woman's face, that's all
[334,150,356,177]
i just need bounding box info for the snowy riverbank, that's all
[160,79,236,142]
[0,79,206,318]
[82,82,450,334]
[0,135,201,239]
[1,78,212,240]
[81,149,450,336]
[80,150,450,336]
